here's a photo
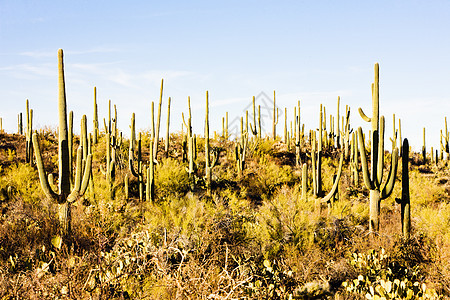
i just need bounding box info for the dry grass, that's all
[0,131,449,299]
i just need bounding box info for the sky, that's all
[1,0,449,151]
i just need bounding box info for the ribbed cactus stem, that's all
[25,99,33,163]
[165,96,171,157]
[272,91,278,140]
[250,96,258,136]
[399,118,402,156]
[93,86,99,144]
[295,101,301,166]
[357,63,399,233]
[301,163,307,199]
[57,49,71,198]
[146,140,155,202]
[284,107,288,144]
[204,91,219,195]
[336,96,341,148]
[153,79,163,160]
[400,138,410,239]
[422,127,426,164]
[18,113,23,135]
[33,49,93,241]
[129,114,144,201]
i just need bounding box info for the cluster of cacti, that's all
[33,49,92,241]
[309,104,345,207]
[21,49,424,242]
[100,100,122,198]
[358,63,399,233]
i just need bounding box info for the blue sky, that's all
[1,0,449,150]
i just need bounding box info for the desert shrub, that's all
[1,163,42,205]
[155,157,190,198]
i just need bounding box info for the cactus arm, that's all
[73,147,83,193]
[358,127,374,190]
[32,133,59,202]
[377,116,385,187]
[320,150,344,203]
[381,148,398,200]
[67,152,92,203]
[358,107,371,122]
[79,154,92,195]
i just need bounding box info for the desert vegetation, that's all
[0,49,449,299]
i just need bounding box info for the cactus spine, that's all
[33,49,92,239]
[358,63,399,233]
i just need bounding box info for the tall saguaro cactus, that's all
[33,49,92,239]
[396,138,411,240]
[93,86,99,144]
[358,63,399,233]
[25,99,33,164]
[205,91,219,195]
[182,97,196,190]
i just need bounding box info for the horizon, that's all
[1,1,449,151]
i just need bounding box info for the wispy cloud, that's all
[0,63,54,78]
[19,47,122,59]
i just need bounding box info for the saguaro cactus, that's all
[294,101,302,166]
[153,79,164,160]
[249,96,260,138]
[441,117,449,159]
[205,91,219,195]
[235,117,248,176]
[396,138,410,240]
[165,97,171,157]
[129,114,144,201]
[272,91,279,140]
[18,113,23,135]
[25,99,33,164]
[422,127,426,164]
[182,97,196,190]
[358,63,399,233]
[33,49,92,239]
[93,86,99,144]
